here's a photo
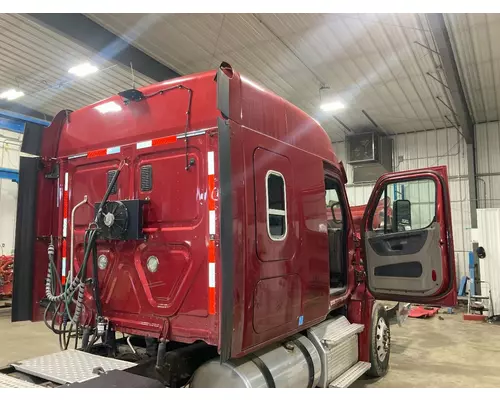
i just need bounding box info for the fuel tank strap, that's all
[291,338,315,388]
[248,355,275,388]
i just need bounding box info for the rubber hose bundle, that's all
[45,242,81,302]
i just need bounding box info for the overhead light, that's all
[320,101,345,112]
[68,62,98,77]
[95,101,122,114]
[0,89,24,101]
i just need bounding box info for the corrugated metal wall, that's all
[476,121,500,208]
[333,126,472,280]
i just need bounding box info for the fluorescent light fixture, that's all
[320,101,345,112]
[0,89,24,101]
[68,62,98,77]
[95,101,122,114]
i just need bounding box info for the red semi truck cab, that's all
[8,62,457,388]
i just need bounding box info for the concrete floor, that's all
[1,306,500,387]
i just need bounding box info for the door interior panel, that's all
[374,262,422,278]
[365,222,443,295]
[368,230,428,256]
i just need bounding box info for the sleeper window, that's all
[266,171,287,240]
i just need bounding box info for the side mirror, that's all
[477,246,486,259]
[393,199,412,232]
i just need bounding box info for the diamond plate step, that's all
[329,361,371,388]
[12,349,135,385]
[0,373,40,388]
[321,323,364,348]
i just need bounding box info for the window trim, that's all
[265,170,288,241]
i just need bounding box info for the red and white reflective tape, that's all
[207,151,216,315]
[136,136,176,149]
[66,130,208,160]
[68,146,121,160]
[61,172,69,284]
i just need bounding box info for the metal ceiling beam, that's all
[27,14,180,82]
[0,101,52,123]
[427,13,477,229]
[426,13,474,144]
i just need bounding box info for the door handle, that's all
[389,243,403,251]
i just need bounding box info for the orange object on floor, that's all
[463,314,487,321]
[408,305,440,318]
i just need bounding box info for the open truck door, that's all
[361,166,457,307]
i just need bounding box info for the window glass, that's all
[266,171,287,240]
[372,179,436,232]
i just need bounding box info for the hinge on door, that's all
[44,163,59,179]
[355,268,366,283]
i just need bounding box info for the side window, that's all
[325,178,344,228]
[371,178,436,233]
[266,171,287,240]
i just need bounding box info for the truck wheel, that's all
[367,302,391,378]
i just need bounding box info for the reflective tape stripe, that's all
[208,287,216,315]
[152,136,176,146]
[88,146,121,158]
[209,210,216,236]
[207,150,216,315]
[207,151,215,176]
[63,192,69,219]
[209,262,216,288]
[62,173,69,279]
[106,146,121,155]
[208,175,215,210]
[208,241,215,263]
[87,149,107,158]
[65,128,213,160]
[136,140,152,149]
[62,239,67,258]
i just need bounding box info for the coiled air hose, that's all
[43,160,125,350]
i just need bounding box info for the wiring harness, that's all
[43,160,125,351]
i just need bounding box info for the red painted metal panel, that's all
[28,65,367,358]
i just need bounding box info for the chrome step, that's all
[321,323,364,348]
[307,316,365,387]
[329,361,371,388]
[0,372,40,388]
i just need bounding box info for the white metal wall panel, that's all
[475,121,500,208]
[0,129,21,254]
[333,126,471,280]
[476,209,500,316]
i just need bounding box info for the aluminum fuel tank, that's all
[190,334,321,388]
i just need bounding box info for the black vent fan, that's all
[96,201,129,240]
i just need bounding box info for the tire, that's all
[366,302,391,378]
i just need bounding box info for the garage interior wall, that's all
[333,126,472,280]
[0,128,21,256]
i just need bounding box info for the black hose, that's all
[91,236,103,318]
[44,162,124,345]
[95,168,122,222]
